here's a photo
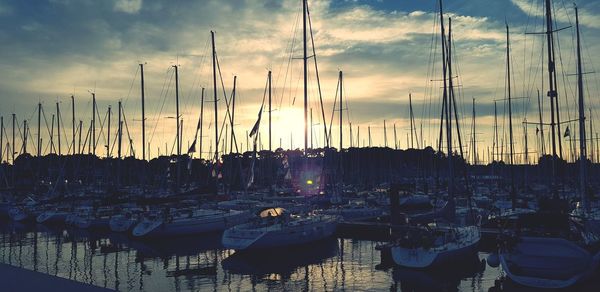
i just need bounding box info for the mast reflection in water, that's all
[1,222,597,291]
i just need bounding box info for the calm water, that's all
[0,222,592,292]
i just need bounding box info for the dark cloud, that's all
[0,0,597,159]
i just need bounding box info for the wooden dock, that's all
[0,264,113,292]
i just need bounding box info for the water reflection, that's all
[391,254,485,292]
[222,238,338,276]
[3,223,596,291]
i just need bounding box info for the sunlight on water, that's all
[0,222,545,292]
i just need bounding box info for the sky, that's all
[0,0,599,164]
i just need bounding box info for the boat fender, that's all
[486,253,499,268]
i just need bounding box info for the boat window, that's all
[259,207,286,218]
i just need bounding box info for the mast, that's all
[383,120,387,148]
[537,90,545,156]
[117,101,122,187]
[0,117,3,163]
[88,120,92,154]
[199,88,205,160]
[339,70,343,151]
[493,101,498,161]
[173,64,180,191]
[140,63,146,160]
[92,92,96,156]
[56,102,61,155]
[409,93,414,148]
[268,71,272,152]
[11,114,15,163]
[590,108,594,163]
[211,31,219,162]
[524,122,529,165]
[368,126,371,147]
[310,108,313,149]
[50,115,54,154]
[37,103,41,157]
[174,65,180,157]
[303,0,308,154]
[230,76,237,154]
[506,23,516,211]
[306,2,329,148]
[393,123,398,150]
[440,1,454,208]
[107,105,111,158]
[472,98,476,165]
[357,126,360,148]
[575,5,588,211]
[78,120,82,154]
[349,122,353,148]
[118,102,122,159]
[71,95,75,155]
[447,18,464,160]
[544,0,559,190]
[23,120,28,154]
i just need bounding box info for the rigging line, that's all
[573,12,600,120]
[185,37,211,101]
[123,65,139,105]
[93,99,105,149]
[181,40,211,130]
[26,119,37,155]
[450,32,466,149]
[426,6,440,149]
[121,107,135,157]
[343,76,351,124]
[554,21,574,135]
[56,103,73,154]
[214,53,240,154]
[93,107,109,150]
[306,3,329,147]
[40,106,56,154]
[327,76,340,144]
[82,121,91,154]
[148,67,174,146]
[109,123,119,157]
[276,4,302,111]
[507,30,528,132]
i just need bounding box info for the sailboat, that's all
[221,207,337,250]
[132,208,252,238]
[390,0,480,269]
[495,2,600,288]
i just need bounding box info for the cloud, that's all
[0,2,12,15]
[0,0,597,162]
[511,0,600,29]
[114,0,142,14]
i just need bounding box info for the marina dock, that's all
[0,264,112,292]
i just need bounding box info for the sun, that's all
[274,107,306,150]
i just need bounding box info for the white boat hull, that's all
[8,207,29,222]
[132,210,251,238]
[499,237,600,289]
[36,211,69,224]
[109,216,138,232]
[222,217,337,250]
[391,226,480,268]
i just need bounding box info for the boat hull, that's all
[8,207,30,222]
[36,211,68,225]
[132,211,251,238]
[391,226,480,268]
[109,216,138,232]
[222,219,337,250]
[499,237,599,289]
